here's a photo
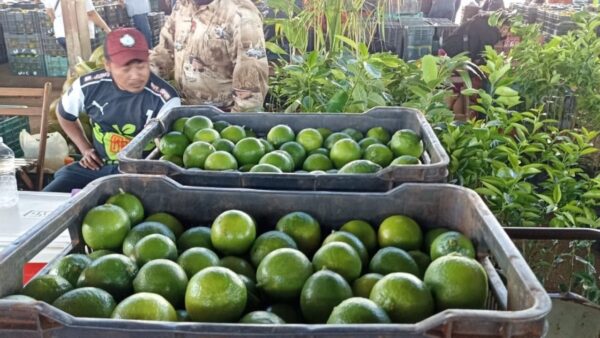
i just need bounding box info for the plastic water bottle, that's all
[0,137,18,208]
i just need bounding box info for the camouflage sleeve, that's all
[149,9,176,80]
[231,7,269,112]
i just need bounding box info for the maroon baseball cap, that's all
[105,28,149,66]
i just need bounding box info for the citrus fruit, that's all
[390,155,421,165]
[212,138,235,153]
[341,128,363,142]
[211,210,256,255]
[249,163,283,173]
[267,124,295,147]
[352,273,383,299]
[220,125,246,144]
[340,220,377,254]
[87,250,114,261]
[159,131,190,157]
[296,128,323,152]
[322,231,369,266]
[133,259,188,308]
[280,141,306,170]
[338,160,382,174]
[240,311,285,324]
[423,227,451,253]
[177,247,219,278]
[48,254,92,287]
[259,151,294,172]
[275,211,321,256]
[308,147,329,156]
[172,117,188,133]
[133,234,178,266]
[177,226,213,252]
[389,129,424,158]
[256,248,313,301]
[76,254,138,300]
[212,120,230,133]
[233,137,266,165]
[369,272,434,323]
[266,303,304,323]
[82,204,131,251]
[52,287,115,318]
[430,231,476,261]
[378,215,423,251]
[203,151,238,171]
[366,127,391,144]
[183,115,213,141]
[122,221,176,258]
[250,230,298,267]
[239,274,261,312]
[159,154,184,166]
[185,266,247,322]
[302,153,333,172]
[317,127,333,140]
[358,137,381,151]
[144,212,184,238]
[330,138,361,169]
[369,247,420,276]
[112,292,177,321]
[363,144,394,167]
[193,128,221,143]
[324,132,351,149]
[105,191,145,226]
[183,141,215,169]
[409,250,432,278]
[327,297,391,324]
[300,270,353,323]
[259,138,275,153]
[219,256,256,282]
[424,254,488,311]
[22,275,73,303]
[312,242,362,282]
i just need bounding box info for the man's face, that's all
[105,60,150,93]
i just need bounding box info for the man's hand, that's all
[79,148,104,170]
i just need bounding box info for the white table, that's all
[0,191,72,262]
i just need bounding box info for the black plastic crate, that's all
[7,53,46,77]
[3,10,38,35]
[424,18,457,54]
[0,116,29,157]
[0,175,551,337]
[119,106,449,191]
[0,23,7,64]
[3,33,43,56]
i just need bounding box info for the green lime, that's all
[105,191,144,226]
[352,273,383,299]
[204,151,238,171]
[52,287,116,318]
[82,204,131,251]
[302,154,333,172]
[220,125,246,144]
[112,292,177,321]
[48,254,92,286]
[327,297,391,324]
[233,137,266,166]
[183,141,215,169]
[212,138,235,153]
[177,226,213,252]
[275,211,321,256]
[312,242,362,282]
[172,117,188,133]
[144,212,185,238]
[267,124,295,147]
[300,270,352,323]
[159,131,190,157]
[240,311,285,324]
[330,139,361,169]
[369,247,420,276]
[389,129,423,158]
[366,127,391,144]
[22,275,73,304]
[256,248,313,301]
[378,215,423,251]
[296,128,324,152]
[340,220,378,254]
[430,231,476,261]
[250,230,298,267]
[177,247,220,278]
[193,128,221,143]
[183,116,213,141]
[369,272,434,323]
[133,234,178,266]
[133,259,188,308]
[211,210,256,255]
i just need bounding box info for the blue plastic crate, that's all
[44,55,68,77]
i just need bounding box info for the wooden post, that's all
[61,0,92,69]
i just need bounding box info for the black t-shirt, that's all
[58,70,180,162]
[442,14,502,64]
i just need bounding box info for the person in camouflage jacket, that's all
[150,0,269,112]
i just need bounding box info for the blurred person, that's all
[118,0,154,48]
[150,0,268,112]
[43,0,111,50]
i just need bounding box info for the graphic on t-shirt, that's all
[93,122,137,160]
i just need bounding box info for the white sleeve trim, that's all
[60,78,85,120]
[156,97,182,119]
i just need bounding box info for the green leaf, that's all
[265,41,288,55]
[421,55,438,84]
[553,185,562,204]
[326,90,349,112]
[495,86,519,97]
[536,193,555,206]
[581,147,599,156]
[363,62,382,79]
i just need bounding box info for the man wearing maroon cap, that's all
[44,28,180,192]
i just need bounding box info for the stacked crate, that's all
[1,8,46,76]
[148,11,165,46]
[36,10,69,77]
[0,13,7,64]
[381,16,435,61]
[425,18,458,54]
[98,3,132,29]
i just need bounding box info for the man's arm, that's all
[149,10,176,79]
[231,7,269,112]
[87,10,111,34]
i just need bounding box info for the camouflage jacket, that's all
[150,0,269,112]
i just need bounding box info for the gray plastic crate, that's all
[118,106,449,191]
[0,175,551,337]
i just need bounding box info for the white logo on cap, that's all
[120,34,136,47]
